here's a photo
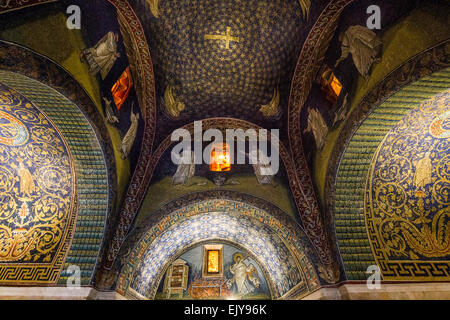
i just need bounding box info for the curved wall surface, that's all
[0,70,109,285]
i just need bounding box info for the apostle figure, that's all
[304,107,328,150]
[147,0,160,18]
[413,151,432,189]
[172,151,195,185]
[259,87,281,118]
[17,159,35,197]
[120,107,139,159]
[227,253,260,296]
[81,31,121,80]
[335,25,383,78]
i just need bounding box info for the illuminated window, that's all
[210,143,231,172]
[111,66,133,110]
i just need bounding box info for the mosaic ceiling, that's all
[1,0,449,297]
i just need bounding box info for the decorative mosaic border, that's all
[326,41,450,280]
[102,0,157,270]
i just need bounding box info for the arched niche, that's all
[0,40,117,285]
[116,192,321,299]
[364,89,449,280]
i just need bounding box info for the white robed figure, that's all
[249,149,274,185]
[81,31,120,80]
[226,253,260,296]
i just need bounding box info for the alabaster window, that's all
[318,65,343,105]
